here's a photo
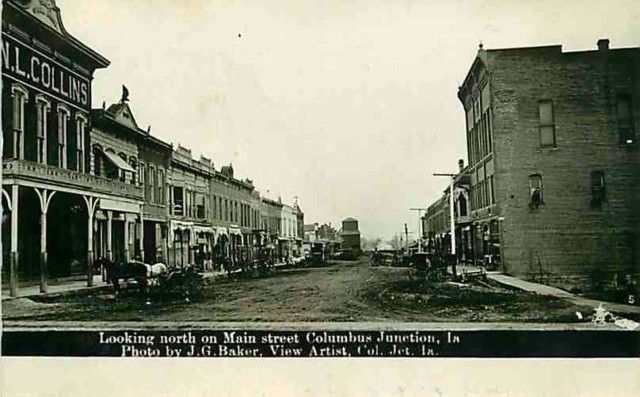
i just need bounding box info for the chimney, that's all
[597,38,609,52]
[458,159,465,172]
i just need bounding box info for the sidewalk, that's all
[444,265,640,317]
[2,263,289,301]
[487,273,640,316]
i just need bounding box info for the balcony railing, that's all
[3,159,143,200]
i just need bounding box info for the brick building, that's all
[2,0,113,295]
[456,39,639,291]
[1,0,305,295]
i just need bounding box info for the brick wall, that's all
[485,45,640,291]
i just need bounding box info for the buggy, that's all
[408,252,451,283]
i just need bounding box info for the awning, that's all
[194,225,214,235]
[99,199,140,214]
[100,149,135,173]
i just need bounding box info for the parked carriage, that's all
[98,258,204,300]
[408,252,451,283]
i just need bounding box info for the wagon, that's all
[408,252,450,283]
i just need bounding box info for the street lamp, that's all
[410,208,427,253]
[433,172,457,277]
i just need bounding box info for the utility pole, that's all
[410,208,427,253]
[404,223,409,251]
[433,172,457,278]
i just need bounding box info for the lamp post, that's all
[433,173,457,277]
[410,208,427,253]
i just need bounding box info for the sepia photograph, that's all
[1,0,639,373]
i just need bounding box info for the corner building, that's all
[1,0,120,295]
[458,40,639,291]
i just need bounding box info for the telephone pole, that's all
[404,223,409,251]
[433,172,457,278]
[410,208,427,253]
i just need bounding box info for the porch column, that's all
[83,196,100,287]
[106,211,113,261]
[124,218,130,262]
[138,210,144,262]
[9,185,19,297]
[162,225,168,263]
[35,188,56,294]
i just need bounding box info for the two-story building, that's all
[0,0,146,296]
[167,145,215,268]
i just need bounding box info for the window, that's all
[57,105,70,168]
[35,95,50,164]
[489,175,495,205]
[487,111,493,153]
[173,186,184,216]
[93,145,103,176]
[75,114,87,172]
[617,96,634,144]
[529,174,544,208]
[157,169,165,205]
[148,166,156,203]
[129,159,137,184]
[118,153,127,182]
[196,193,206,219]
[184,188,190,217]
[129,158,137,184]
[11,85,28,159]
[591,171,606,208]
[539,100,555,147]
[139,163,146,195]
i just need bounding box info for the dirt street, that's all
[3,258,603,324]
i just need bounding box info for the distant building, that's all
[340,217,361,252]
[423,160,472,261]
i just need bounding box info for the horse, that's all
[100,258,150,297]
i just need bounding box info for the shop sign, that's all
[2,33,91,109]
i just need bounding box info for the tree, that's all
[361,237,382,251]
[388,235,402,250]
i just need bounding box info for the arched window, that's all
[75,113,88,172]
[529,173,544,208]
[35,94,51,164]
[57,104,70,168]
[11,84,28,160]
[458,193,468,217]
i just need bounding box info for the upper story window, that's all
[75,114,88,173]
[118,153,128,182]
[539,100,556,147]
[172,186,184,216]
[590,170,606,208]
[139,162,146,195]
[35,95,51,164]
[128,158,137,185]
[148,166,156,203]
[57,105,70,168]
[11,84,28,160]
[157,169,165,205]
[529,173,544,208]
[92,145,103,176]
[458,193,468,217]
[196,193,206,219]
[617,96,634,144]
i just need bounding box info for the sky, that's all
[57,0,639,241]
